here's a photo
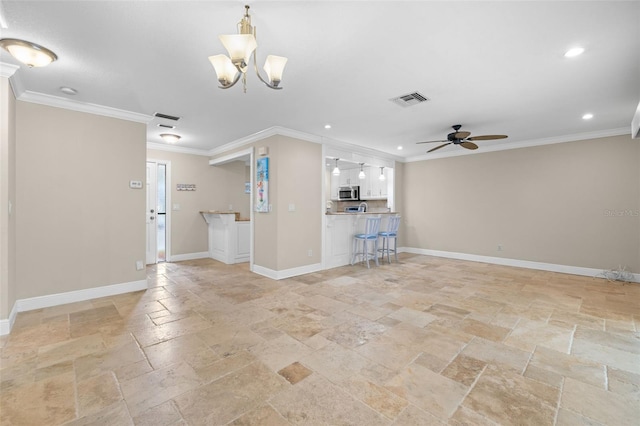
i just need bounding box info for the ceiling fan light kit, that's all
[208,5,288,92]
[417,124,508,153]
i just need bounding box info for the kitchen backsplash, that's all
[332,199,389,213]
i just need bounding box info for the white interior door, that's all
[146,161,157,265]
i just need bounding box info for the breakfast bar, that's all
[324,210,399,269]
[200,211,250,264]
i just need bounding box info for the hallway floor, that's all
[1,254,639,425]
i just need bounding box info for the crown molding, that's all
[403,127,630,163]
[0,62,19,78]
[146,142,211,157]
[17,90,152,123]
[207,125,404,167]
[207,126,322,157]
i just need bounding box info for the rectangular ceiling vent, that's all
[390,92,429,108]
[154,112,181,121]
[157,124,175,129]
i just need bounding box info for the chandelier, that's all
[208,5,287,93]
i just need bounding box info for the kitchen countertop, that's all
[326,211,399,215]
[199,211,250,221]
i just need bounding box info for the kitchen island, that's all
[200,211,250,264]
[324,211,399,269]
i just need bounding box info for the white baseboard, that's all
[168,252,209,262]
[0,279,148,336]
[399,247,640,283]
[0,303,18,336]
[253,263,323,280]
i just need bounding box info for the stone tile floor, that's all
[1,254,639,425]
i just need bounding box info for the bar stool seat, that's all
[351,215,382,268]
[378,215,401,263]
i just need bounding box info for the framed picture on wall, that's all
[256,157,269,212]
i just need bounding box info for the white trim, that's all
[252,263,323,280]
[17,90,152,123]
[168,252,209,262]
[16,279,148,312]
[400,247,640,283]
[147,142,211,157]
[207,126,322,157]
[0,303,18,336]
[0,62,19,78]
[209,147,253,166]
[632,100,640,139]
[1,279,148,335]
[404,127,630,162]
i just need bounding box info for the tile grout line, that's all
[552,376,565,426]
[567,324,577,355]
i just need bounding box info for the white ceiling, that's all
[1,1,639,160]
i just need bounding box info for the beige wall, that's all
[211,135,323,272]
[147,150,250,257]
[275,136,322,270]
[16,102,147,299]
[0,78,16,320]
[401,135,640,272]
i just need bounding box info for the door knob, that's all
[150,209,155,213]
[150,216,155,221]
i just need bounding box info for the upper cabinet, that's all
[330,165,389,200]
[360,166,389,200]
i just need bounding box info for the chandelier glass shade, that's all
[208,5,287,92]
[379,167,386,181]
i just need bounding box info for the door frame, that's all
[147,158,172,263]
[208,147,254,270]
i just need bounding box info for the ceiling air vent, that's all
[154,112,181,121]
[390,92,429,108]
[157,124,175,129]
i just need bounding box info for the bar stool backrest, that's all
[363,215,382,237]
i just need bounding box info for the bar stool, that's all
[378,215,401,263]
[351,215,382,268]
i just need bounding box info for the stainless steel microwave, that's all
[339,186,359,200]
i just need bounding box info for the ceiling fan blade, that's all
[427,142,451,153]
[460,141,478,150]
[453,131,470,139]
[416,139,447,144]
[467,134,508,141]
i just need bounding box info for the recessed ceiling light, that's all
[397,146,403,150]
[59,86,77,95]
[324,124,332,129]
[564,47,585,58]
[582,113,594,120]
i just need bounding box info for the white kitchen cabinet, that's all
[324,214,355,268]
[361,167,388,199]
[200,212,250,264]
[333,168,361,191]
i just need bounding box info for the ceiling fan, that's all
[417,124,508,153]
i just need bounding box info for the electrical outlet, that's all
[308,249,313,257]
[228,204,233,210]
[136,260,144,270]
[497,244,503,251]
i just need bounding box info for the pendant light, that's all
[358,163,366,180]
[379,167,386,181]
[332,158,340,176]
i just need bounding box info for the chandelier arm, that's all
[217,72,242,90]
[252,38,282,90]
